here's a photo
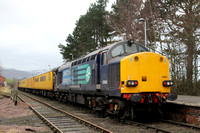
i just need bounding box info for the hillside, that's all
[1,69,32,80]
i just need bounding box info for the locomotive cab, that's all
[96,40,177,119]
[98,40,177,104]
[97,40,148,91]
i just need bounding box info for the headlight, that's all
[126,80,138,87]
[163,80,173,87]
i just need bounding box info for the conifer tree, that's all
[59,0,113,61]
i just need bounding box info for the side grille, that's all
[108,63,120,89]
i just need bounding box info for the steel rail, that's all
[123,120,171,133]
[18,95,63,133]
[160,119,200,131]
[21,93,113,133]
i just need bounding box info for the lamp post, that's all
[139,18,147,48]
[70,53,73,60]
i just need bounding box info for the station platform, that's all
[167,95,200,107]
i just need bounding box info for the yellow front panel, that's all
[120,52,171,93]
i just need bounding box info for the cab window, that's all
[108,42,148,61]
[125,43,137,54]
[111,45,124,57]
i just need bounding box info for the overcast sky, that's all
[0,0,115,72]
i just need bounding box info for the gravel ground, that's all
[0,97,52,133]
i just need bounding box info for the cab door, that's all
[99,51,108,91]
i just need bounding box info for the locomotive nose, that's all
[120,52,171,94]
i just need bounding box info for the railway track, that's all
[18,93,113,133]
[160,119,200,131]
[18,91,200,133]
[120,119,200,133]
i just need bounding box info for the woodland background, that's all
[59,0,200,95]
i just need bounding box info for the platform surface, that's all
[167,95,200,107]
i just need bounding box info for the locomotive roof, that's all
[58,62,72,71]
[58,40,127,71]
[74,40,126,60]
[58,40,134,71]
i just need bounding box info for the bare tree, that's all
[107,0,144,42]
[163,0,200,94]
[140,0,161,51]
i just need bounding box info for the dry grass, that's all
[0,86,11,98]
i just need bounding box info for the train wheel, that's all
[130,106,137,120]
[119,108,129,119]
[119,110,126,119]
[157,106,163,119]
[62,95,67,103]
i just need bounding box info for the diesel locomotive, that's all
[18,40,177,119]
